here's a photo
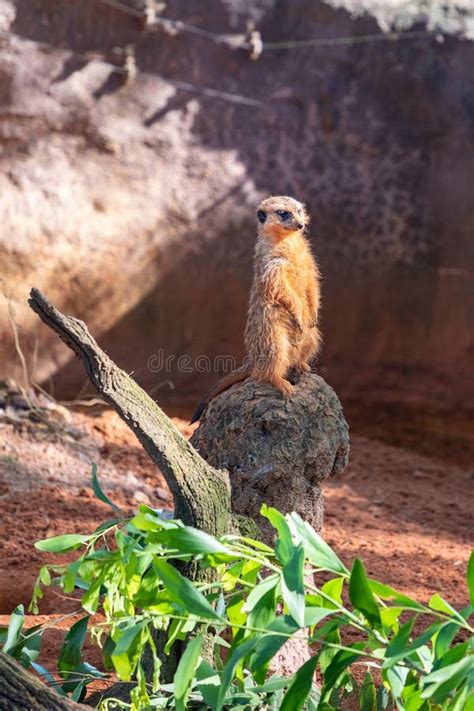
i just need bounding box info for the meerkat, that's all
[190,195,321,423]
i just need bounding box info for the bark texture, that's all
[191,372,349,543]
[0,653,90,710]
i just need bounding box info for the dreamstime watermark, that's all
[147,350,272,374]
[148,350,238,375]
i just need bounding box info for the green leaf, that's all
[173,633,203,711]
[248,583,278,632]
[280,654,319,711]
[368,579,425,611]
[429,593,464,622]
[195,659,221,710]
[242,575,279,613]
[383,664,409,710]
[383,622,442,668]
[287,513,348,574]
[311,618,344,674]
[91,463,121,512]
[385,619,415,661]
[35,534,89,553]
[380,606,404,630]
[450,682,474,711]
[321,577,344,607]
[93,518,122,535]
[304,607,334,627]
[260,504,294,564]
[236,536,274,554]
[252,675,290,694]
[31,662,57,687]
[159,526,234,559]
[320,644,365,701]
[468,551,474,606]
[111,623,145,681]
[250,616,300,676]
[349,559,381,626]
[102,634,116,672]
[434,622,461,659]
[403,684,425,711]
[421,656,474,703]
[58,616,89,674]
[70,681,86,702]
[2,605,25,655]
[359,672,376,711]
[39,566,51,586]
[217,637,258,711]
[376,685,390,710]
[19,625,42,664]
[282,543,306,627]
[63,561,80,594]
[81,579,102,614]
[433,642,469,672]
[154,559,223,621]
[129,511,163,532]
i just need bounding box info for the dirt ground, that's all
[0,389,472,693]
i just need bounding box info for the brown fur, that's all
[191,196,321,422]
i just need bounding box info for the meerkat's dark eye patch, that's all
[276,210,291,221]
[257,210,267,224]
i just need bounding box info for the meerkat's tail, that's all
[190,366,250,424]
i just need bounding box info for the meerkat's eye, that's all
[276,210,291,221]
[257,210,267,223]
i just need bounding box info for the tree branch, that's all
[28,288,231,536]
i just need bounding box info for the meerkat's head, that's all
[256,195,309,242]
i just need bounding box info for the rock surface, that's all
[191,373,349,540]
[0,0,473,411]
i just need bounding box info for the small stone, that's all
[125,471,140,488]
[133,490,151,504]
[413,470,427,478]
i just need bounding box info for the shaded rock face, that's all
[0,0,473,411]
[191,373,350,540]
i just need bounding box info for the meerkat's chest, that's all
[265,254,307,285]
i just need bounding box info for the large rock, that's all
[0,0,473,411]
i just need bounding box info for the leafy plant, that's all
[3,468,473,709]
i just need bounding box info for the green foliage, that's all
[1,467,473,709]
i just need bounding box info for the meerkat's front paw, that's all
[273,377,295,398]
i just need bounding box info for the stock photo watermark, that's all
[148,350,239,375]
[147,350,281,374]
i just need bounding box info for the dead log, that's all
[0,653,91,710]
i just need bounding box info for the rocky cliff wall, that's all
[1,0,472,411]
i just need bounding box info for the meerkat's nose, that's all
[296,223,303,230]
